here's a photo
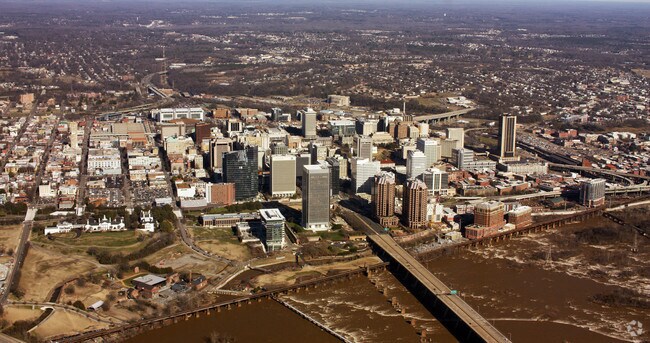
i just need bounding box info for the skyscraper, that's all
[324,157,341,196]
[295,153,311,179]
[300,108,317,138]
[260,208,287,252]
[406,150,427,179]
[441,139,461,159]
[351,157,381,194]
[402,179,428,229]
[372,172,398,227]
[270,155,296,197]
[271,142,289,155]
[222,146,258,201]
[498,114,519,161]
[209,138,232,171]
[271,107,283,122]
[451,148,474,169]
[302,165,330,231]
[309,142,327,164]
[422,168,449,196]
[355,135,373,160]
[579,178,606,207]
[416,138,441,167]
[446,128,465,149]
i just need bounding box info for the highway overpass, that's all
[549,163,650,184]
[412,108,475,123]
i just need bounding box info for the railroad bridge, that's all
[57,263,388,343]
[368,233,510,343]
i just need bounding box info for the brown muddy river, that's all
[123,298,339,343]
[127,219,648,342]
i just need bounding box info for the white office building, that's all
[446,128,465,149]
[302,165,331,231]
[87,148,122,175]
[152,107,205,122]
[300,108,318,138]
[416,138,441,167]
[407,150,427,179]
[422,168,449,196]
[351,157,381,194]
[270,155,297,197]
[355,135,374,160]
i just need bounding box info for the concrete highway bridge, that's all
[147,84,171,99]
[413,107,475,123]
[549,163,650,185]
[516,141,581,165]
[368,234,510,343]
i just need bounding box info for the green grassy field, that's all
[317,231,346,241]
[190,227,238,243]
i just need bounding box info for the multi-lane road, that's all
[0,208,36,303]
[344,208,509,342]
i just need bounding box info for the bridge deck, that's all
[369,233,509,343]
[412,108,475,122]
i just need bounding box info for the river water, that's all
[126,219,648,342]
[123,298,339,343]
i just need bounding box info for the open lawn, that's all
[190,227,236,243]
[58,282,109,308]
[1,306,43,325]
[197,240,252,261]
[0,224,22,248]
[0,225,22,263]
[31,230,148,254]
[17,245,100,302]
[190,226,252,261]
[32,310,108,340]
[317,230,346,241]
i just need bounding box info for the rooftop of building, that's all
[303,164,328,172]
[132,274,166,286]
[259,208,285,222]
[476,200,505,211]
[508,205,532,214]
